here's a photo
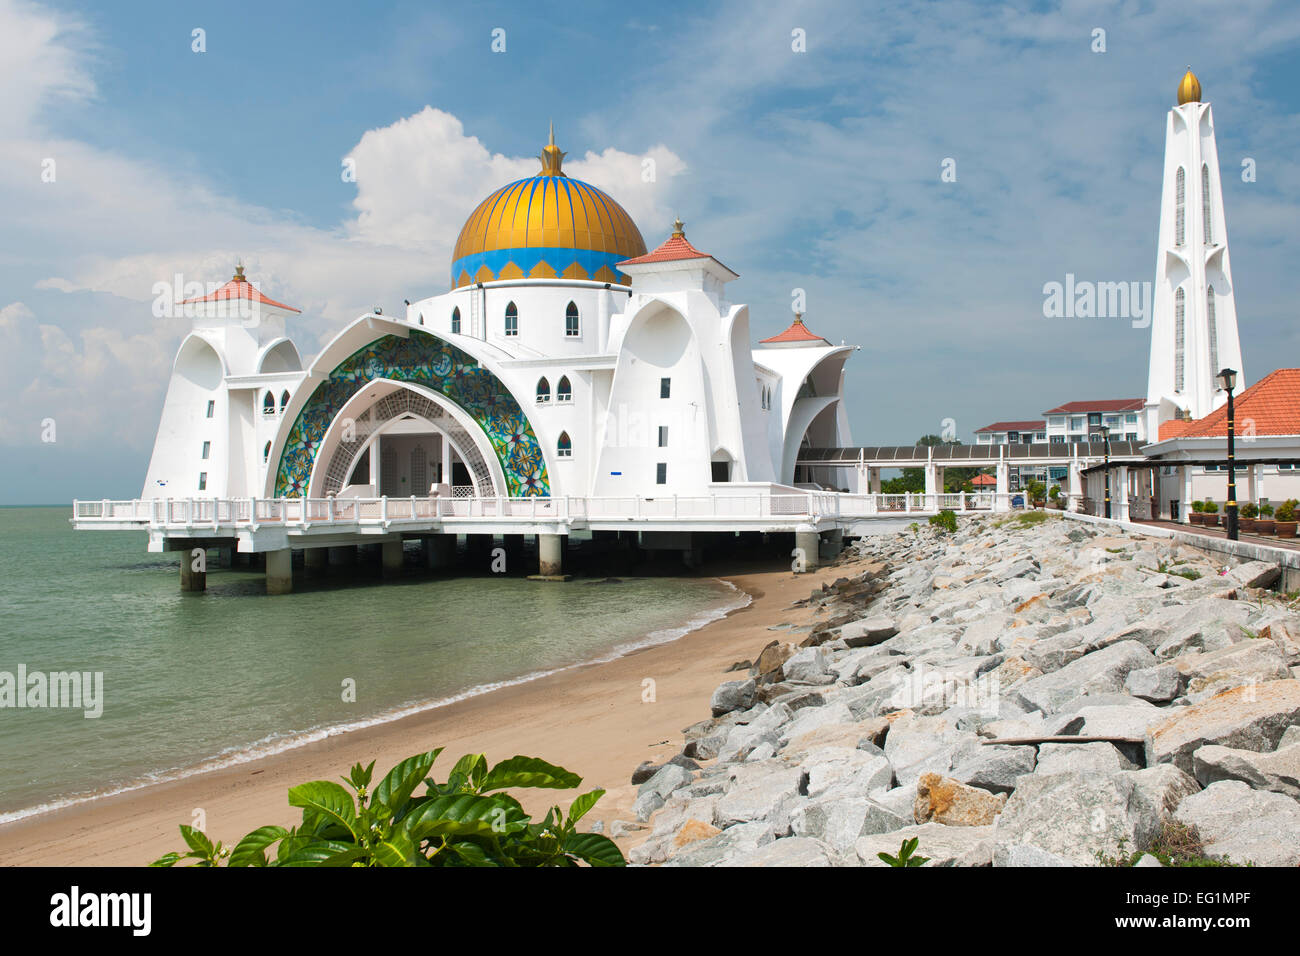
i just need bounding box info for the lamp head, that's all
[1217,367,1238,391]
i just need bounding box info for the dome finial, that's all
[538,122,567,177]
[1177,66,1202,105]
[672,217,685,238]
[233,259,245,281]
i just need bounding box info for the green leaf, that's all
[566,788,605,826]
[179,825,217,860]
[277,839,359,866]
[448,753,488,791]
[374,748,443,814]
[228,825,290,867]
[403,793,529,841]
[288,780,360,840]
[562,832,626,867]
[149,852,182,868]
[481,755,582,792]
[370,831,418,867]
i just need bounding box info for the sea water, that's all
[0,506,745,821]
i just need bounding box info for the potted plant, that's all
[1275,499,1298,539]
[1202,500,1220,527]
[1190,500,1206,525]
[1027,480,1046,509]
[1256,502,1276,535]
[1238,502,1258,533]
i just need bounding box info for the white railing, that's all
[73,491,1028,530]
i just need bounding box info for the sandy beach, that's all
[0,553,874,866]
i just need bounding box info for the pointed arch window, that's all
[504,301,518,337]
[557,431,572,458]
[536,377,551,404]
[1175,167,1186,246]
[1206,286,1219,379]
[556,375,572,403]
[418,313,424,326]
[565,301,580,337]
[1201,164,1212,245]
[1174,287,1186,393]
[263,391,277,416]
[451,306,461,334]
[263,440,272,463]
[280,390,290,412]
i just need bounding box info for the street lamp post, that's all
[1219,368,1238,541]
[1090,425,1112,519]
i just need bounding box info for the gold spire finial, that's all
[1177,66,1201,105]
[793,311,803,324]
[538,122,567,177]
[671,217,685,238]
[233,259,245,281]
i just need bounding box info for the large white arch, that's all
[305,378,508,498]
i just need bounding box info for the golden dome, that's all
[450,126,647,289]
[1177,67,1202,105]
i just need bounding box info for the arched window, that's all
[1201,164,1212,245]
[451,306,461,334]
[1175,166,1186,246]
[263,440,272,463]
[536,377,551,403]
[1174,287,1186,392]
[565,301,580,337]
[418,313,424,326]
[280,389,290,411]
[557,431,572,458]
[263,391,276,416]
[557,375,572,403]
[1207,286,1219,377]
[504,301,518,336]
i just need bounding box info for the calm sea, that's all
[0,507,745,822]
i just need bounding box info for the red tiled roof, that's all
[1159,369,1300,439]
[619,233,712,266]
[970,474,998,486]
[759,316,828,345]
[975,420,1045,433]
[178,269,301,313]
[1042,398,1144,415]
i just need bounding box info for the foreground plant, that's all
[151,747,624,867]
[878,836,929,867]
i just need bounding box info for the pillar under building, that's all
[266,549,293,595]
[424,534,457,570]
[305,547,328,570]
[795,530,820,571]
[382,540,405,573]
[538,534,564,576]
[179,547,206,592]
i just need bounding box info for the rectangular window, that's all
[565,314,579,337]
[660,377,671,399]
[1126,433,1138,442]
[205,400,215,418]
[505,314,518,336]
[1278,464,1295,472]
[658,426,668,448]
[1125,413,1138,425]
[198,472,208,491]
[656,462,667,485]
[201,441,210,460]
[1071,416,1084,431]
[1007,431,1019,443]
[1087,412,1102,427]
[1050,435,1065,444]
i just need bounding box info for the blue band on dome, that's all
[451,247,631,285]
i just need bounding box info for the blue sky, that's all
[2,0,1298,503]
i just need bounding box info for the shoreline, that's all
[0,553,870,866]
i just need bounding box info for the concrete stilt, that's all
[824,528,844,560]
[266,549,293,595]
[382,540,405,573]
[538,534,564,576]
[179,548,206,592]
[795,530,820,571]
[424,534,457,569]
[305,547,328,571]
[329,545,357,566]
[466,534,493,571]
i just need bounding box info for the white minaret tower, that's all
[1145,68,1246,436]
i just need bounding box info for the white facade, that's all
[1145,72,1246,437]
[139,149,857,505]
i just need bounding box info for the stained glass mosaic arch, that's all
[274,331,549,497]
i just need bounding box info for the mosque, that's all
[142,128,857,507]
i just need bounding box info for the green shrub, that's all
[151,747,624,867]
[1048,486,1061,499]
[1259,502,1275,517]
[1191,500,1205,513]
[1203,500,1219,514]
[929,509,958,534]
[1277,499,1298,522]
[1240,502,1258,519]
